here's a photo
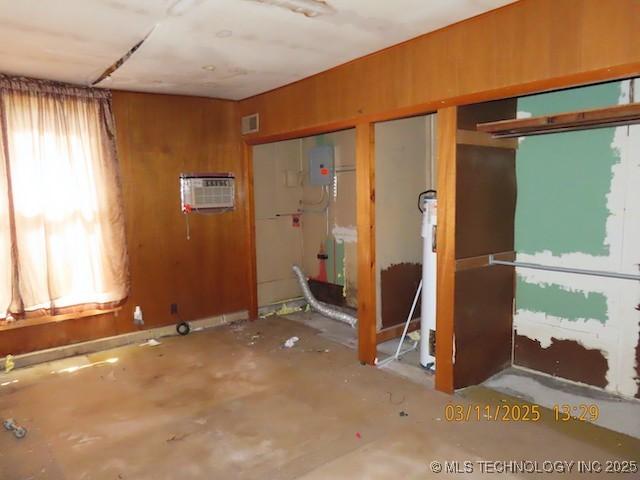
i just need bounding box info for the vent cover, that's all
[241,113,260,135]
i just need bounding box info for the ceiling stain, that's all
[167,0,209,17]
[0,0,516,99]
[244,0,335,18]
[233,32,327,56]
[0,20,95,45]
[99,0,158,17]
[218,66,252,81]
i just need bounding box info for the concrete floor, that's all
[285,310,432,387]
[482,367,640,439]
[1,316,639,479]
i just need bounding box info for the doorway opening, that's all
[252,129,358,347]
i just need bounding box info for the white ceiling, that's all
[0,0,515,100]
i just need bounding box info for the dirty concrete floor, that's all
[285,310,432,387]
[1,316,639,480]
[482,367,640,439]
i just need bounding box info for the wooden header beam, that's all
[478,102,640,138]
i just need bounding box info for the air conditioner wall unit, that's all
[180,173,235,213]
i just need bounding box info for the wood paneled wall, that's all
[239,0,640,141]
[0,92,249,356]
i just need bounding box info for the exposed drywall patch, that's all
[515,81,621,256]
[514,79,640,398]
[517,277,608,324]
[334,241,345,286]
[515,334,609,388]
[380,263,421,329]
[332,225,356,243]
[515,129,618,256]
[520,81,623,116]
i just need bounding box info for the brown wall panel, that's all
[457,99,517,131]
[309,280,346,308]
[451,100,517,389]
[0,92,249,356]
[515,334,608,389]
[455,144,516,259]
[454,265,514,389]
[239,0,640,140]
[380,263,421,329]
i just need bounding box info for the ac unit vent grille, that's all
[241,113,259,135]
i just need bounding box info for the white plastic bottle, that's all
[133,305,144,325]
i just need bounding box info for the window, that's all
[0,76,129,321]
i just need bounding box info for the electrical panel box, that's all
[180,173,235,212]
[309,145,334,186]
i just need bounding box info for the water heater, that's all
[420,190,437,369]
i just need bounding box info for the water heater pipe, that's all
[292,265,357,328]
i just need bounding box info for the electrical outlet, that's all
[170,303,178,315]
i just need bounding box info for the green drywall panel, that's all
[315,134,329,146]
[326,239,335,284]
[518,81,622,116]
[516,276,608,323]
[335,241,345,286]
[515,81,622,256]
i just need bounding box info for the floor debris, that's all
[260,302,306,319]
[387,392,405,405]
[229,320,247,332]
[3,418,27,438]
[5,354,14,373]
[283,336,299,348]
[276,303,303,316]
[407,331,420,342]
[166,433,189,442]
[139,339,161,347]
[399,411,409,417]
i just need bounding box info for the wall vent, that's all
[241,113,260,135]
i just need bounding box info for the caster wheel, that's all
[176,322,190,336]
[3,419,14,431]
[13,427,26,439]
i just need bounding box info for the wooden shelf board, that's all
[477,102,640,138]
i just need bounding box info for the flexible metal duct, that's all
[292,265,358,328]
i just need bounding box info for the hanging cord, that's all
[301,185,330,213]
[301,183,327,206]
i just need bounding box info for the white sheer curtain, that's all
[0,75,129,321]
